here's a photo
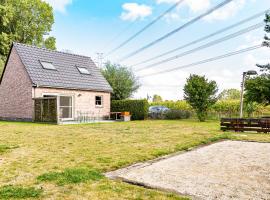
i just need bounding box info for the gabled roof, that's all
[7,43,113,92]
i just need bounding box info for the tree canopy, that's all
[218,89,241,100]
[245,13,270,105]
[0,0,56,74]
[152,94,163,102]
[184,74,218,121]
[102,62,140,100]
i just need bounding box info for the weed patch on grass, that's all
[37,168,104,185]
[0,145,18,155]
[0,185,42,199]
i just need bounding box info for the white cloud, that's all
[204,0,246,22]
[157,0,210,13]
[44,0,72,13]
[156,0,249,22]
[120,3,153,21]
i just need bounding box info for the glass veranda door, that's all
[59,96,73,120]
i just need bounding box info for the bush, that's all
[150,100,192,110]
[164,110,191,120]
[111,99,149,120]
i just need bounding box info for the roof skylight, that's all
[77,66,90,75]
[40,61,56,70]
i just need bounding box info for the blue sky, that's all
[45,0,269,100]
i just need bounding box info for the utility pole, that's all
[239,70,258,118]
[96,53,104,69]
[239,72,246,118]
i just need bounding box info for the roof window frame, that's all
[76,66,91,75]
[39,60,57,70]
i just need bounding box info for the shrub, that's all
[37,168,104,186]
[111,99,149,120]
[164,110,191,120]
[150,100,192,110]
[0,186,42,199]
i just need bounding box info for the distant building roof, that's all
[12,42,113,92]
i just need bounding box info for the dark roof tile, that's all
[13,43,113,92]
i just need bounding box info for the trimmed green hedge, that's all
[111,100,149,120]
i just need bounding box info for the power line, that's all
[118,0,234,62]
[102,22,136,51]
[135,22,264,71]
[140,44,262,78]
[106,0,185,56]
[132,9,269,67]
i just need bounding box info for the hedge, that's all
[111,99,149,120]
[150,100,270,119]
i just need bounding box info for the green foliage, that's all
[245,74,270,105]
[184,74,218,122]
[102,62,140,100]
[150,101,192,110]
[0,0,55,60]
[152,94,163,102]
[37,168,104,186]
[218,89,240,100]
[0,186,42,199]
[211,100,240,113]
[164,110,191,120]
[0,144,18,155]
[44,37,56,50]
[111,99,149,120]
[245,13,270,105]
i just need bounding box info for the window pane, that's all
[77,67,90,75]
[60,96,72,107]
[95,96,102,106]
[60,107,72,119]
[40,61,56,70]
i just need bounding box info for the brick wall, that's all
[0,48,33,120]
[34,88,111,120]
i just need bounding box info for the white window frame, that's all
[95,95,103,108]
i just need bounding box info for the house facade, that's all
[0,43,113,122]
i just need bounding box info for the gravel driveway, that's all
[106,141,270,200]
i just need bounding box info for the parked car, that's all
[148,106,170,119]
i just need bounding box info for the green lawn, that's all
[0,120,269,199]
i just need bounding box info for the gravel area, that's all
[106,141,270,200]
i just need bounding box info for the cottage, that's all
[0,43,113,123]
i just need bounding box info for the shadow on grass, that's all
[0,186,42,199]
[37,168,104,186]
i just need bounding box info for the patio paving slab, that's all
[106,141,270,200]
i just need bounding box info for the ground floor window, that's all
[60,96,73,119]
[95,96,103,107]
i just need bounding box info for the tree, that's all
[44,37,56,50]
[256,13,270,71]
[102,62,140,100]
[152,94,163,102]
[245,13,270,105]
[0,0,56,74]
[218,89,241,100]
[184,74,218,122]
[245,75,270,105]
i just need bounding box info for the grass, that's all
[0,186,42,199]
[0,120,269,199]
[37,168,104,185]
[0,145,18,155]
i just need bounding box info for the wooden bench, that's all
[221,118,270,133]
